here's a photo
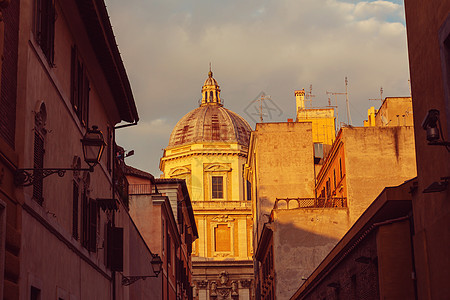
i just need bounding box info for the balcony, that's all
[191,201,252,210]
[274,197,347,210]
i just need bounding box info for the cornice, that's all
[161,150,248,162]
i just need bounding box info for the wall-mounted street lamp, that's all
[121,254,163,286]
[14,125,106,186]
[422,109,450,150]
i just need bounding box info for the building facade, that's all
[404,0,450,298]
[315,124,417,223]
[0,0,166,299]
[290,181,416,300]
[127,168,199,300]
[160,71,254,299]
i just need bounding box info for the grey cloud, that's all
[107,0,410,175]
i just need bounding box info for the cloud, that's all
[106,0,410,175]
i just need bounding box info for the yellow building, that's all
[364,97,413,127]
[160,70,254,299]
[295,89,336,146]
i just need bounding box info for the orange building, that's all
[315,99,417,223]
[126,167,199,300]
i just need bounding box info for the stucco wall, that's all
[272,208,349,300]
[253,122,315,241]
[404,1,450,298]
[343,126,417,223]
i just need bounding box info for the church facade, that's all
[160,71,254,299]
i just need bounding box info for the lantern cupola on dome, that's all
[201,69,222,106]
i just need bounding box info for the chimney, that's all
[295,89,305,111]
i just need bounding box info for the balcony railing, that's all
[129,184,153,195]
[191,201,252,209]
[274,197,347,210]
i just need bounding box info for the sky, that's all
[106,0,410,176]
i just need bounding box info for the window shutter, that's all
[70,46,77,109]
[107,225,123,271]
[32,132,44,205]
[72,181,79,239]
[0,0,19,148]
[82,75,89,127]
[81,191,89,248]
[88,198,97,252]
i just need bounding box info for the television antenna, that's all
[326,76,352,129]
[369,87,383,105]
[305,84,315,108]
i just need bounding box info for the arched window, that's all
[210,91,214,102]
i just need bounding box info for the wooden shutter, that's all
[81,191,89,248]
[82,75,89,127]
[88,198,97,252]
[72,181,79,239]
[32,132,44,205]
[107,225,123,271]
[0,0,19,148]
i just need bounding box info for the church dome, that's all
[167,71,252,148]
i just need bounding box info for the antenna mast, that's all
[305,84,315,108]
[369,87,383,105]
[327,76,351,128]
[260,93,264,122]
[345,77,352,125]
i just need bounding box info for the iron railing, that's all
[274,197,347,210]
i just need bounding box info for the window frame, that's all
[70,45,90,127]
[211,176,224,199]
[34,0,55,66]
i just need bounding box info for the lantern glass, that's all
[81,125,106,169]
[151,254,163,276]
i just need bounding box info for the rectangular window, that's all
[88,199,97,252]
[32,132,44,205]
[30,286,41,300]
[326,179,331,197]
[339,158,343,179]
[0,0,19,149]
[167,234,171,264]
[81,194,97,252]
[107,126,111,173]
[72,181,79,239]
[107,224,124,272]
[214,224,231,252]
[34,0,55,65]
[70,46,89,127]
[81,191,88,248]
[212,176,223,199]
[333,169,336,189]
[246,180,252,201]
[162,219,165,252]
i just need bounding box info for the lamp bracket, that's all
[428,141,450,146]
[14,168,92,186]
[121,275,159,286]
